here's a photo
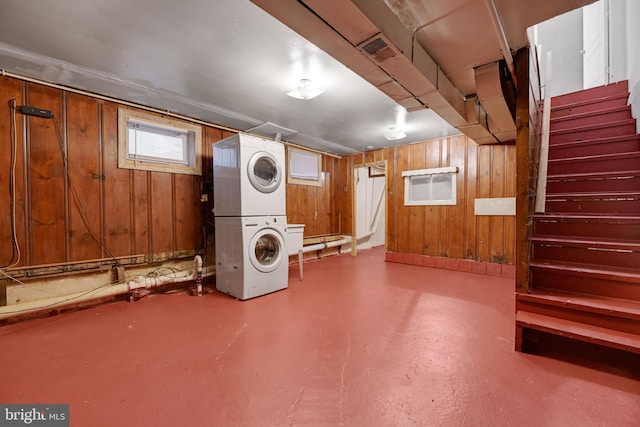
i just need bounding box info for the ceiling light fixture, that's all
[384,126,407,141]
[287,79,324,100]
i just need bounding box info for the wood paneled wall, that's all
[352,135,516,264]
[1,75,516,276]
[0,76,220,270]
[284,147,345,237]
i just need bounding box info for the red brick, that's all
[471,262,487,275]
[486,263,502,277]
[422,256,436,268]
[501,264,516,279]
[457,259,475,273]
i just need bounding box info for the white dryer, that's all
[214,215,288,300]
[213,133,286,217]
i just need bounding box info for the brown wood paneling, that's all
[409,143,427,255]
[174,174,196,253]
[0,77,24,267]
[489,146,506,263]
[27,83,66,265]
[464,138,478,260]
[516,47,532,290]
[339,156,352,236]
[131,170,150,257]
[384,147,396,252]
[395,144,410,253]
[66,92,102,261]
[101,101,133,257]
[446,136,467,259]
[150,172,174,259]
[476,146,492,262]
[363,150,374,165]
[505,145,517,264]
[437,138,448,256]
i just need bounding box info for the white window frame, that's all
[402,166,458,206]
[287,147,322,187]
[118,109,202,175]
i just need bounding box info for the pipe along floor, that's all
[1,247,638,426]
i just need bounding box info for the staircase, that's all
[516,81,640,355]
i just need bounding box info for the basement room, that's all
[1,0,639,425]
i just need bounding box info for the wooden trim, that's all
[117,108,203,176]
[515,47,531,293]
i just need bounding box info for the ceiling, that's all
[0,0,595,155]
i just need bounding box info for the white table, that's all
[287,224,305,280]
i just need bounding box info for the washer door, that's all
[247,151,282,194]
[249,228,285,273]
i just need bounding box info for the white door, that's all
[355,165,386,250]
[582,0,609,89]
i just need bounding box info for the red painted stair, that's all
[517,80,640,356]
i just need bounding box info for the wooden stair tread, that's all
[550,134,640,149]
[517,290,640,319]
[549,118,636,136]
[516,311,640,354]
[533,213,640,221]
[548,151,640,164]
[551,105,631,123]
[531,235,640,250]
[552,92,629,110]
[546,190,640,199]
[529,261,640,282]
[551,82,629,108]
[547,170,640,180]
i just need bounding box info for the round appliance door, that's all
[249,228,285,273]
[247,151,282,194]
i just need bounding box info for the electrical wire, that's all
[1,99,21,269]
[0,265,195,316]
[51,116,119,263]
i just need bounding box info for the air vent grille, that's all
[362,37,388,55]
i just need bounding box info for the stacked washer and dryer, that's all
[213,133,289,300]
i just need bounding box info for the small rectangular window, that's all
[288,147,321,187]
[402,166,457,206]
[118,109,202,175]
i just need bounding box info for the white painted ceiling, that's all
[0,0,594,154]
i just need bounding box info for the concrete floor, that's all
[1,247,639,426]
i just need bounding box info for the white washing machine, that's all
[213,133,286,217]
[214,215,288,300]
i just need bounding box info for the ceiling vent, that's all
[362,37,396,62]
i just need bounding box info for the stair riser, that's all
[533,219,640,241]
[546,176,640,194]
[550,108,632,132]
[552,81,629,107]
[545,198,640,214]
[548,156,640,175]
[530,268,640,300]
[551,96,629,119]
[532,244,640,269]
[550,122,636,144]
[516,300,640,335]
[549,138,640,159]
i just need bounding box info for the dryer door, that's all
[249,228,286,273]
[247,151,282,194]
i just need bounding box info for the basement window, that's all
[402,166,458,206]
[118,109,202,175]
[288,147,322,187]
